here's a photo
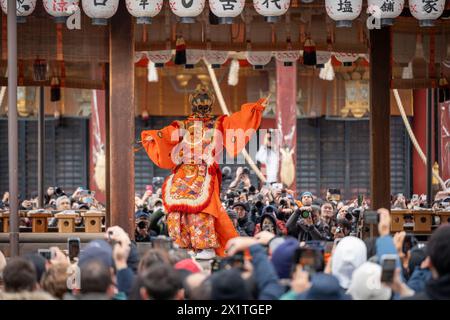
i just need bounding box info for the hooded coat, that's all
[331,236,367,290]
[253,206,287,236]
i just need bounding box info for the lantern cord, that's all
[393,89,447,190]
[205,60,267,183]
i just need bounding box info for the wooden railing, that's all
[389,209,450,234]
[0,210,106,233]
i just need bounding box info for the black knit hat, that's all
[210,269,251,300]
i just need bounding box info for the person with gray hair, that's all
[55,196,71,211]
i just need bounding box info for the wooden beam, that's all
[135,41,369,54]
[109,1,135,237]
[370,27,392,211]
[0,78,104,90]
[391,79,438,89]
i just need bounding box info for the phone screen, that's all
[293,248,324,274]
[381,258,396,283]
[68,238,80,261]
[38,249,52,261]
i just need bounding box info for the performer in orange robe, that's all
[141,84,266,259]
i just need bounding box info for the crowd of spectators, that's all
[1,208,449,300]
[1,166,450,300]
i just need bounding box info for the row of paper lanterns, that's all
[1,0,446,27]
[136,49,367,69]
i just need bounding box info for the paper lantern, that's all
[367,0,404,26]
[169,0,205,23]
[325,0,362,28]
[245,51,273,69]
[185,49,204,68]
[43,0,79,23]
[1,0,37,23]
[334,52,359,66]
[275,51,301,66]
[316,51,332,68]
[82,0,119,25]
[409,0,445,27]
[148,50,173,67]
[126,0,163,24]
[209,0,245,24]
[253,0,290,23]
[204,50,229,68]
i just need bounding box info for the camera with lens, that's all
[335,226,343,234]
[242,167,250,175]
[55,187,65,197]
[137,220,148,230]
[300,210,311,219]
[351,207,362,219]
[221,252,245,271]
[226,191,238,199]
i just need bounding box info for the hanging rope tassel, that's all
[147,60,159,82]
[228,59,240,86]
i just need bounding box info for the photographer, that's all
[332,218,352,240]
[277,195,295,222]
[135,210,154,242]
[286,205,327,241]
[314,202,335,241]
[233,202,255,237]
[253,205,287,236]
[228,167,252,192]
[149,202,168,236]
[248,192,265,224]
[255,130,279,184]
[0,192,9,209]
[392,193,407,209]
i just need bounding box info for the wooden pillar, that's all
[7,0,19,257]
[369,28,391,211]
[109,2,135,237]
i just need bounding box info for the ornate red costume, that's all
[141,85,265,258]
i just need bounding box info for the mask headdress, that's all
[189,84,215,117]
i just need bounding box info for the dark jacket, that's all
[286,209,329,242]
[149,208,168,236]
[297,273,352,300]
[407,268,432,294]
[253,209,287,237]
[248,244,285,300]
[238,214,255,237]
[404,274,450,300]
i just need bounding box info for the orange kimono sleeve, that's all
[141,122,181,170]
[221,99,265,158]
